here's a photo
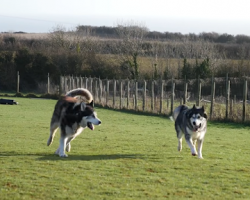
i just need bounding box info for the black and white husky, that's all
[47,88,101,157]
[172,104,207,159]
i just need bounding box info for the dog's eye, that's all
[197,116,200,119]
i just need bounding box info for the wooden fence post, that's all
[180,98,183,105]
[127,79,130,109]
[135,81,138,110]
[243,79,247,122]
[76,76,79,88]
[63,75,66,93]
[85,77,88,90]
[151,80,154,112]
[210,76,215,120]
[60,75,63,94]
[99,78,102,104]
[17,71,20,93]
[113,79,116,108]
[171,78,175,115]
[106,79,109,106]
[196,76,201,106]
[143,80,147,111]
[230,99,233,118]
[112,79,116,108]
[160,80,164,114]
[90,77,93,94]
[69,76,72,90]
[72,76,75,90]
[80,76,83,88]
[59,76,62,95]
[47,73,50,94]
[183,82,188,104]
[226,80,230,120]
[94,78,98,101]
[120,80,123,109]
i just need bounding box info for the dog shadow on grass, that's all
[37,153,145,161]
[0,151,144,161]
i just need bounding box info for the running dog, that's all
[172,104,207,159]
[47,88,101,157]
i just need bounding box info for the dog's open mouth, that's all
[87,122,94,130]
[193,124,202,132]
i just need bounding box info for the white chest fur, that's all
[186,127,206,140]
[65,123,84,136]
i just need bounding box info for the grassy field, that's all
[0,97,250,199]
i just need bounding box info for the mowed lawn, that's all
[0,97,250,199]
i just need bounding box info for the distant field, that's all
[0,97,250,199]
[0,32,49,39]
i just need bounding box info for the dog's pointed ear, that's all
[193,104,196,109]
[203,112,208,119]
[88,100,94,108]
[201,106,207,119]
[80,102,86,111]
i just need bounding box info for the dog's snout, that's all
[193,121,196,126]
[99,121,102,125]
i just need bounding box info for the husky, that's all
[47,88,101,157]
[172,104,207,159]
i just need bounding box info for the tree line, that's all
[0,23,250,92]
[77,25,250,44]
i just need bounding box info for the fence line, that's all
[10,72,250,123]
[59,75,250,123]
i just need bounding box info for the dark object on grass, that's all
[0,99,18,105]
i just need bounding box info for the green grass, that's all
[0,98,250,199]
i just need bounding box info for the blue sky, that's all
[1,0,250,35]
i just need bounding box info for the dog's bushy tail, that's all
[66,88,93,103]
[169,116,175,122]
[170,105,188,122]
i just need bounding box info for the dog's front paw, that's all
[191,148,197,156]
[59,153,68,158]
[198,154,203,159]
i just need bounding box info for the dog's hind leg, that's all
[197,139,204,159]
[47,122,59,146]
[65,137,75,152]
[178,137,182,151]
[176,127,183,151]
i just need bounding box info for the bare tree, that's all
[116,21,148,79]
[47,25,104,75]
[48,25,71,50]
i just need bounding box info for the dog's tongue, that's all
[87,122,94,130]
[194,124,201,132]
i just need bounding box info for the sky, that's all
[1,0,250,36]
